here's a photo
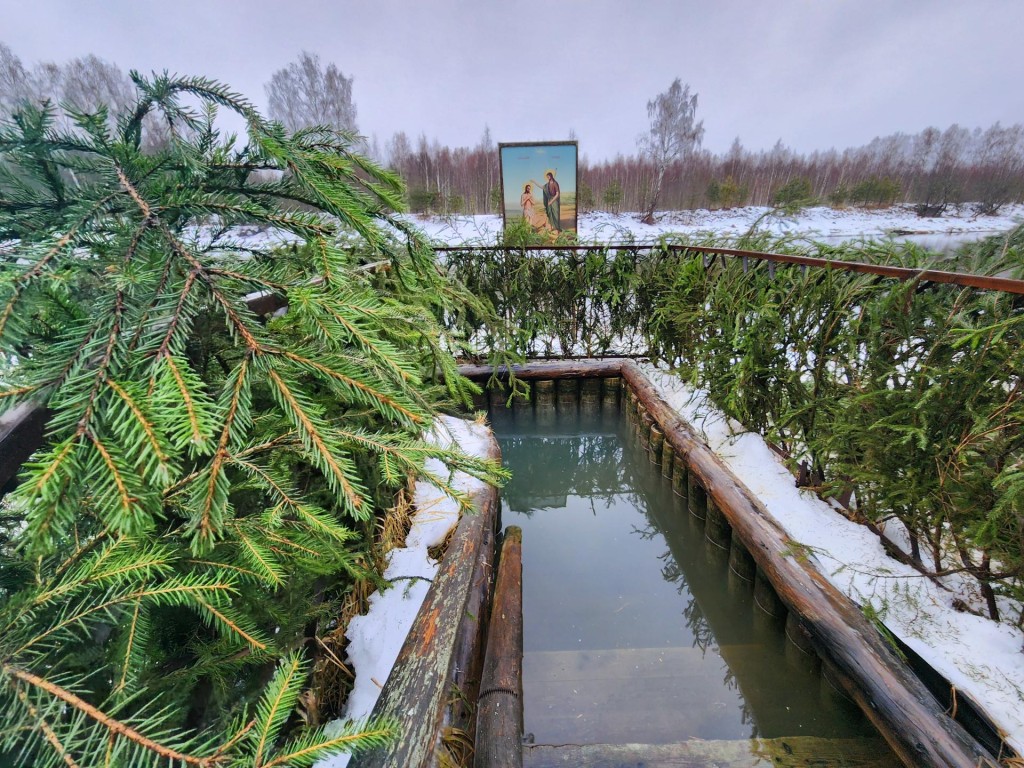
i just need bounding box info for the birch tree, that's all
[638,78,704,223]
[265,51,357,134]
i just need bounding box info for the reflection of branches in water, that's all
[500,432,634,512]
[718,666,756,736]
[681,592,715,655]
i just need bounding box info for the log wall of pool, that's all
[350,358,1001,768]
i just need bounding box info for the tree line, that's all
[3,44,1023,218]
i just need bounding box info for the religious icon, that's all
[499,142,578,238]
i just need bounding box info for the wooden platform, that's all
[523,736,903,767]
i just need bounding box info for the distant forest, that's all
[2,44,1022,218]
[383,123,1024,218]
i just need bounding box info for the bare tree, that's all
[638,78,704,223]
[0,44,133,130]
[265,51,357,134]
[59,54,134,116]
[0,42,32,115]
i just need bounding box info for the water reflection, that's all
[491,401,876,746]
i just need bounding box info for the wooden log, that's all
[475,527,524,768]
[619,359,997,768]
[671,455,688,497]
[660,443,674,478]
[447,487,501,740]
[457,359,624,382]
[648,425,664,465]
[686,472,707,520]
[705,497,731,548]
[351,435,501,768]
[728,538,756,582]
[601,376,621,410]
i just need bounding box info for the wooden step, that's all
[522,646,752,744]
[523,736,902,767]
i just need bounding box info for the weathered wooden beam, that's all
[457,358,625,382]
[350,434,501,768]
[475,526,524,768]
[618,359,997,768]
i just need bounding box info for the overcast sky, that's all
[3,1,1023,161]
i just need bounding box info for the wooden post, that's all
[580,378,601,414]
[475,527,524,768]
[705,497,731,548]
[470,390,488,412]
[671,455,688,497]
[728,539,756,582]
[785,613,820,673]
[639,408,653,449]
[533,379,555,407]
[753,567,786,618]
[648,425,664,465]
[661,443,675,478]
[555,378,577,408]
[488,383,509,411]
[602,376,621,411]
[533,381,556,428]
[687,473,707,520]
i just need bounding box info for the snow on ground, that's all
[405,204,1024,248]
[317,415,494,768]
[639,363,1024,756]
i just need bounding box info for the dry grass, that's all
[311,480,417,721]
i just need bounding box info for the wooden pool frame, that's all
[351,358,1001,768]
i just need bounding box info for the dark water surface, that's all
[490,397,888,749]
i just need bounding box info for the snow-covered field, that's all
[407,203,1024,248]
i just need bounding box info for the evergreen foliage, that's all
[0,73,505,766]
[447,230,1024,619]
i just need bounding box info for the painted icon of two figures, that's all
[520,170,561,232]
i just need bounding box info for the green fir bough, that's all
[0,73,503,766]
